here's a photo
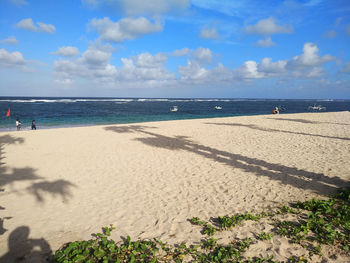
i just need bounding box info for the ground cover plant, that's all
[54,188,349,262]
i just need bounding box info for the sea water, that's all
[0,97,349,131]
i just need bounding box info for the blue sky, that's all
[0,0,349,98]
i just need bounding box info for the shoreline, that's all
[1,111,349,262]
[1,110,349,133]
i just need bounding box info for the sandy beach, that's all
[0,112,349,262]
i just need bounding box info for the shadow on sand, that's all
[204,122,350,141]
[0,226,53,263]
[265,117,350,126]
[105,125,349,196]
[0,134,76,262]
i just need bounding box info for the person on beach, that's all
[32,120,36,130]
[272,107,279,114]
[16,118,21,131]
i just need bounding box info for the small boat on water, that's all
[214,106,222,110]
[170,106,178,112]
[308,104,326,111]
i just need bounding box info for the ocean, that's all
[0,97,349,131]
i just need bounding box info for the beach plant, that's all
[189,217,217,236]
[190,212,266,237]
[218,213,266,230]
[189,217,206,226]
[201,237,217,249]
[54,225,162,263]
[278,205,299,215]
[257,232,273,241]
[275,188,350,256]
[203,223,217,236]
[287,256,308,263]
[54,188,349,263]
[246,255,279,263]
[192,238,253,262]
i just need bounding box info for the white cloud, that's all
[90,17,163,43]
[54,46,174,85]
[94,64,118,78]
[10,0,28,6]
[323,30,337,38]
[178,60,234,85]
[37,22,56,34]
[52,46,80,57]
[16,18,56,34]
[200,26,219,39]
[305,67,324,78]
[191,0,245,17]
[178,60,208,80]
[335,17,343,26]
[120,0,189,16]
[235,43,334,80]
[192,47,212,65]
[172,48,190,56]
[16,18,37,31]
[117,53,174,81]
[54,58,117,83]
[0,36,18,45]
[54,44,116,83]
[208,63,234,82]
[304,0,323,6]
[258,58,286,75]
[287,42,335,68]
[54,59,81,76]
[0,48,25,66]
[339,62,350,73]
[245,17,293,35]
[82,0,190,16]
[134,53,167,68]
[82,0,97,5]
[236,61,264,79]
[82,46,111,65]
[53,43,336,88]
[256,37,275,47]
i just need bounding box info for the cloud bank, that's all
[16,18,56,34]
[90,17,163,43]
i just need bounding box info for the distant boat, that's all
[170,106,178,112]
[308,104,326,111]
[214,106,222,110]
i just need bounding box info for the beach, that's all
[0,111,349,262]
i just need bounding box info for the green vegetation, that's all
[217,213,266,230]
[257,232,273,241]
[275,188,350,254]
[54,188,349,262]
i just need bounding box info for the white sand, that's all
[0,112,349,262]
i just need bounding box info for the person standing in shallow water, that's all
[16,118,21,131]
[31,120,36,130]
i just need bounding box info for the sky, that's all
[0,0,350,99]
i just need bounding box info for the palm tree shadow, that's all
[265,117,350,126]
[105,125,349,196]
[26,180,76,203]
[204,122,350,141]
[0,134,76,261]
[0,226,53,263]
[0,134,76,204]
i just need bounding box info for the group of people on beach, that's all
[16,119,36,131]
